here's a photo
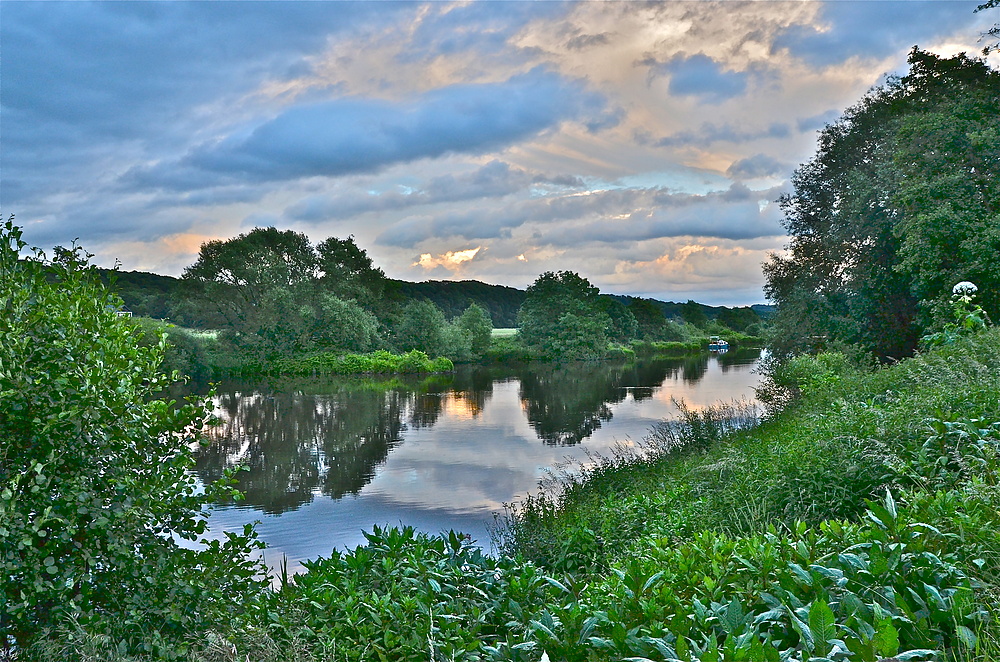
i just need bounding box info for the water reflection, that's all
[195,352,760,519]
[197,381,410,513]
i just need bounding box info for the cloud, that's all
[1,3,405,192]
[377,182,785,250]
[726,154,790,180]
[414,247,483,272]
[773,1,981,67]
[796,109,842,132]
[653,121,791,148]
[125,68,609,189]
[565,31,613,51]
[285,160,550,222]
[660,53,749,102]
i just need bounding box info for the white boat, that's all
[708,335,729,352]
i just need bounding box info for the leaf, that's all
[808,599,837,654]
[873,618,899,658]
[955,625,977,649]
[788,607,815,654]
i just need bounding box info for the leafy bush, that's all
[262,526,551,662]
[0,219,265,659]
[272,349,454,376]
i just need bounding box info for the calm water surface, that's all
[196,351,762,573]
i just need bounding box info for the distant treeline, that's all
[98,267,769,330]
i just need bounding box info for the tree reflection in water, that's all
[194,352,759,513]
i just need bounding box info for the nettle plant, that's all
[921,282,992,349]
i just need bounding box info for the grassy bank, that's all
[495,328,1000,660]
[37,332,998,662]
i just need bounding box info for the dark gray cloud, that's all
[653,121,791,148]
[286,160,546,222]
[566,32,614,51]
[726,154,790,180]
[541,184,786,247]
[125,68,610,190]
[1,2,414,207]
[774,1,981,67]
[376,183,785,248]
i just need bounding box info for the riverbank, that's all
[251,329,999,661]
[51,330,993,661]
[142,316,760,379]
[494,327,1000,660]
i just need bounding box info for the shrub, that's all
[0,219,265,658]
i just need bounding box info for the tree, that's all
[457,302,494,358]
[763,50,1000,360]
[183,228,393,362]
[977,0,999,53]
[394,299,448,357]
[517,271,610,360]
[716,307,761,333]
[316,235,387,306]
[597,296,639,343]
[183,227,319,360]
[627,298,668,340]
[680,300,708,328]
[309,293,382,353]
[0,218,264,656]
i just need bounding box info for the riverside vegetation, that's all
[4,48,999,662]
[99,223,764,378]
[6,214,999,661]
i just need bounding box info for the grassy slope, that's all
[495,328,1000,660]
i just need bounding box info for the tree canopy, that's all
[183,227,390,361]
[517,271,613,360]
[763,49,1000,360]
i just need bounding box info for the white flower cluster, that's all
[953,281,978,296]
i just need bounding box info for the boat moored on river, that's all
[709,335,729,352]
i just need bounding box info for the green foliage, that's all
[680,299,709,328]
[0,219,266,658]
[309,293,382,353]
[272,349,454,376]
[921,282,993,350]
[457,302,494,358]
[598,295,639,343]
[764,49,1000,361]
[398,279,525,328]
[715,307,762,333]
[628,297,670,340]
[127,316,212,383]
[517,271,611,360]
[183,227,391,365]
[394,299,449,356]
[316,234,387,307]
[261,527,549,662]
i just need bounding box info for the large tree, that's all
[517,271,612,360]
[316,235,387,306]
[183,227,389,361]
[763,49,1000,360]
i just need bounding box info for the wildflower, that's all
[953,281,978,296]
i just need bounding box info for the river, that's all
[194,350,762,574]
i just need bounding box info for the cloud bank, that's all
[2,0,995,305]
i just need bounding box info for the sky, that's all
[3,1,997,306]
